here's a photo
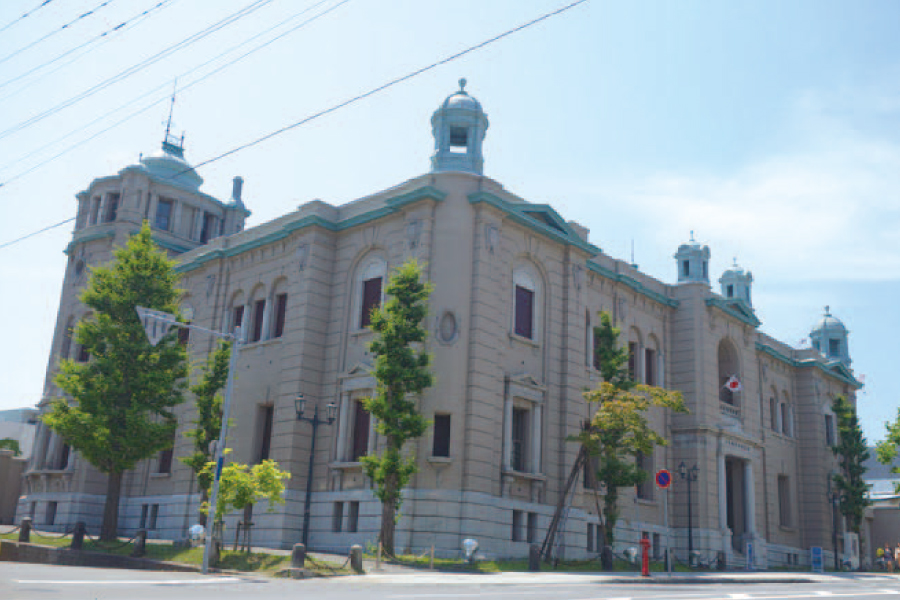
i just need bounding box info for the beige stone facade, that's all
[18,86,862,567]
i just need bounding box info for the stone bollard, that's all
[18,517,31,543]
[70,521,86,550]
[132,529,147,557]
[291,543,306,569]
[350,544,364,574]
[528,544,541,571]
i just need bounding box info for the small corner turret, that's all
[810,306,851,367]
[223,175,251,235]
[674,231,710,285]
[719,258,753,307]
[430,78,489,175]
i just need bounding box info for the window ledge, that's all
[241,337,283,349]
[330,461,364,470]
[150,472,172,479]
[508,333,540,348]
[427,456,452,465]
[502,468,547,482]
[27,469,72,476]
[636,498,657,506]
[351,329,375,340]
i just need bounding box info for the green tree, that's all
[832,396,870,535]
[45,222,188,540]
[578,311,686,547]
[0,438,21,456]
[180,340,231,526]
[199,457,291,521]
[360,259,433,556]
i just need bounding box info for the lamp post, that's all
[295,395,337,548]
[828,476,840,571]
[679,462,699,563]
[135,307,240,576]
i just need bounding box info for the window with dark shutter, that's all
[512,408,528,472]
[157,448,173,474]
[351,401,370,461]
[251,299,265,342]
[360,277,382,328]
[273,293,287,338]
[432,414,451,457]
[514,285,534,339]
[644,348,656,385]
[233,305,244,330]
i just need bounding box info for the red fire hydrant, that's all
[640,537,651,577]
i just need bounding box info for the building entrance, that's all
[725,457,749,553]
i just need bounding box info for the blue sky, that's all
[0,0,897,441]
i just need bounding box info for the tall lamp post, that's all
[135,306,241,576]
[295,395,337,548]
[827,475,841,570]
[679,462,699,564]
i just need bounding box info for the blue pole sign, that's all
[811,546,824,573]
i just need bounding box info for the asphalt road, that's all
[4,563,900,600]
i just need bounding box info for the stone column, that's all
[531,404,542,474]
[243,301,252,342]
[502,397,513,470]
[718,454,727,530]
[172,201,183,236]
[744,461,755,538]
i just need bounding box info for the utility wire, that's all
[0,217,74,250]
[0,0,347,183]
[0,0,276,141]
[0,0,178,97]
[0,0,56,36]
[189,0,589,173]
[0,0,588,248]
[0,0,119,67]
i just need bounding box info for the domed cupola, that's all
[430,78,489,175]
[719,258,753,307]
[139,133,204,191]
[674,232,710,285]
[810,306,851,366]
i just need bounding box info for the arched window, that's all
[247,284,267,343]
[628,327,643,383]
[769,387,779,432]
[269,278,288,339]
[60,316,75,360]
[781,391,794,437]
[645,334,661,386]
[512,263,542,341]
[717,339,740,405]
[227,290,245,335]
[355,256,387,330]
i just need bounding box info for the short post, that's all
[640,537,651,577]
[70,521,86,550]
[233,522,242,552]
[430,544,435,570]
[291,543,306,568]
[132,529,147,557]
[18,517,31,543]
[528,544,542,571]
[350,544,364,574]
[376,540,382,570]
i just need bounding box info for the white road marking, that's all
[15,577,240,585]
[730,595,752,599]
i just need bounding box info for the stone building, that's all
[19,81,862,567]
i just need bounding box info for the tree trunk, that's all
[198,487,209,528]
[380,473,398,556]
[101,470,123,541]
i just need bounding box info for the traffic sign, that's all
[655,469,672,489]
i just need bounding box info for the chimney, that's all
[232,176,244,202]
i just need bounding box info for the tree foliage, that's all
[360,259,433,556]
[180,340,231,524]
[831,396,869,535]
[577,311,686,546]
[0,438,21,456]
[199,455,290,521]
[44,222,188,539]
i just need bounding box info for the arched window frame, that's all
[628,327,643,383]
[781,390,794,438]
[511,263,542,343]
[353,255,387,331]
[645,333,662,386]
[717,338,741,406]
[247,284,267,343]
[269,277,289,339]
[226,290,246,337]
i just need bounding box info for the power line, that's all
[0,217,74,250]
[0,0,347,180]
[0,0,178,97]
[0,0,119,68]
[0,0,276,141]
[0,0,56,36]
[190,0,590,173]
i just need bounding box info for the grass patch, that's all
[374,553,696,574]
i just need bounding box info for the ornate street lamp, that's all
[296,394,337,547]
[679,461,699,565]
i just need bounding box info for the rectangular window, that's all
[46,501,57,526]
[332,502,343,532]
[257,405,274,463]
[351,400,370,461]
[89,196,101,225]
[781,404,789,436]
[514,285,534,339]
[586,523,594,551]
[200,212,216,243]
[233,305,245,331]
[148,504,159,530]
[829,339,840,357]
[61,324,73,360]
[157,446,173,474]
[511,407,529,472]
[140,504,148,529]
[104,193,120,222]
[432,414,451,458]
[682,260,690,277]
[57,444,69,470]
[636,451,653,500]
[778,475,791,527]
[273,293,287,338]
[770,398,777,431]
[360,277,382,328]
[628,342,637,381]
[155,199,173,231]
[251,299,266,342]
[726,284,734,298]
[592,328,602,370]
[825,414,835,446]
[644,348,656,385]
[449,126,468,147]
[702,261,708,279]
[348,501,360,533]
[526,512,537,544]
[76,343,90,363]
[511,510,523,542]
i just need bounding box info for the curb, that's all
[598,576,820,584]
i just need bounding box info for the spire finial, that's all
[459,77,467,92]
[689,230,695,242]
[164,78,176,143]
[733,256,738,266]
[825,305,830,316]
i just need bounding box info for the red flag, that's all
[724,375,742,392]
